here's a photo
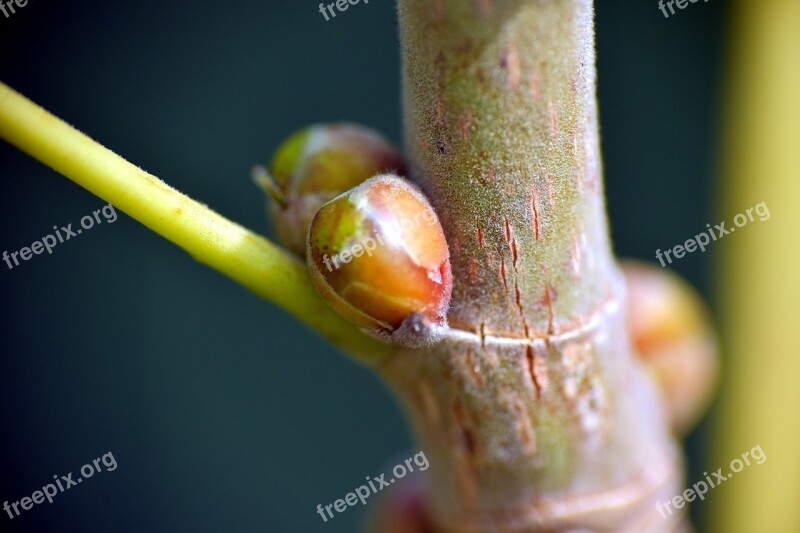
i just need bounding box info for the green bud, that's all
[254,123,405,256]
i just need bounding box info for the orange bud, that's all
[307,175,452,347]
[623,261,717,433]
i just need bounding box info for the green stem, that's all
[381,1,682,529]
[0,82,391,364]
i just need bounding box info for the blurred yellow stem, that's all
[0,82,391,364]
[712,1,800,530]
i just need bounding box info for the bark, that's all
[376,1,685,530]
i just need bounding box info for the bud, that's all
[307,175,452,347]
[254,123,405,256]
[623,261,717,433]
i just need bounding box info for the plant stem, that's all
[0,81,391,364]
[379,1,683,529]
[712,0,800,530]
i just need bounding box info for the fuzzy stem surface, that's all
[0,82,391,364]
[382,1,684,529]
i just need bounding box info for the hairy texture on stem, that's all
[380,0,685,530]
[402,0,610,337]
[0,82,392,364]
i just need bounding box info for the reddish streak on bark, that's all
[528,70,540,99]
[501,215,530,335]
[430,0,445,23]
[464,348,484,387]
[500,257,509,294]
[571,234,581,278]
[511,237,519,269]
[542,284,555,335]
[516,400,537,456]
[435,98,445,129]
[474,0,492,18]
[476,225,484,249]
[529,187,541,241]
[469,260,479,284]
[515,281,531,338]
[500,46,520,91]
[548,102,558,139]
[525,345,542,397]
[501,46,521,91]
[459,110,474,142]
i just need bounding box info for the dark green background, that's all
[0,1,724,531]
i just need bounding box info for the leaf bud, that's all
[307,174,452,347]
[254,123,405,256]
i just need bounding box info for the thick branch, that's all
[384,1,684,530]
[401,0,614,338]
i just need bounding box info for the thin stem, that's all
[0,81,392,364]
[251,165,288,208]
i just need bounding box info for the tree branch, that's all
[0,81,392,365]
[377,1,684,529]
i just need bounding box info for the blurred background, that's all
[4,0,788,531]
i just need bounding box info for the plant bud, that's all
[254,123,405,256]
[307,174,452,347]
[623,261,717,433]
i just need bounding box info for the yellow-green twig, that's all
[0,81,392,364]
